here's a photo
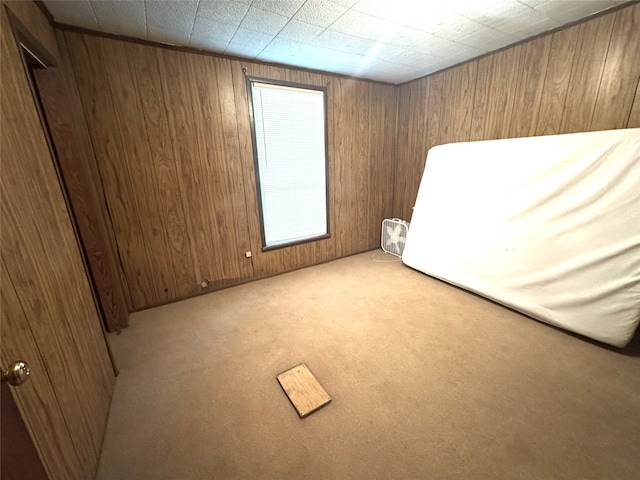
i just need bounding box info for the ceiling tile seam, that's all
[188,0,203,45]
[316,27,466,61]
[228,3,258,52]
[256,2,327,59]
[446,12,516,41]
[515,0,541,13]
[88,0,102,32]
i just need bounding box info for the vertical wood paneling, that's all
[440,62,477,144]
[65,35,396,309]
[508,36,552,138]
[101,39,180,303]
[395,3,639,219]
[71,35,256,308]
[426,70,445,147]
[176,52,253,286]
[559,13,616,133]
[131,44,196,298]
[369,83,397,246]
[393,78,430,219]
[535,27,579,135]
[468,55,496,142]
[480,46,521,140]
[591,3,640,130]
[66,33,158,308]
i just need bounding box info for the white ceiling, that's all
[43,0,626,84]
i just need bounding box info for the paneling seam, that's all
[531,39,552,136]
[230,62,256,279]
[625,75,640,127]
[588,15,617,130]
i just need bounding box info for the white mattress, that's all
[402,128,640,347]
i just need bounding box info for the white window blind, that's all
[251,81,328,248]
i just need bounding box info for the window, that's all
[248,78,329,250]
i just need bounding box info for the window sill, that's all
[261,234,331,252]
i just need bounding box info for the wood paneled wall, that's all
[394,3,640,220]
[64,32,397,310]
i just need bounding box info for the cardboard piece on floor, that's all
[277,363,331,418]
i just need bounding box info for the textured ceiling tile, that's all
[251,0,307,17]
[225,42,264,58]
[533,0,623,23]
[90,1,146,37]
[314,30,377,55]
[292,44,351,65]
[366,42,408,60]
[384,27,446,50]
[146,1,198,35]
[197,1,250,24]
[450,0,529,21]
[456,27,513,51]
[354,0,468,34]
[450,0,560,35]
[293,0,349,28]
[330,11,406,43]
[431,15,512,46]
[405,32,465,57]
[258,37,306,61]
[43,0,626,83]
[44,1,99,29]
[330,0,359,7]
[230,27,274,49]
[191,17,239,42]
[352,0,401,21]
[288,49,346,71]
[240,6,289,34]
[505,18,558,41]
[388,50,446,68]
[420,38,482,59]
[516,0,549,7]
[277,20,324,42]
[490,12,559,35]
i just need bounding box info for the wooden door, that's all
[33,53,130,333]
[1,314,48,480]
[1,381,47,480]
[1,4,115,480]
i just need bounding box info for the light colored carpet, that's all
[97,251,640,480]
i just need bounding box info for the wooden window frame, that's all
[246,76,331,252]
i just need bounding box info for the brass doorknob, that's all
[1,360,30,386]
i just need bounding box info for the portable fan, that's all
[381,218,409,257]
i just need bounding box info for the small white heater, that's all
[381,218,409,257]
